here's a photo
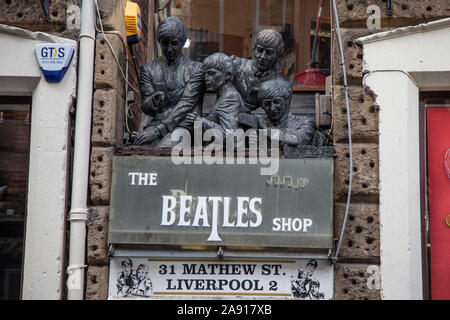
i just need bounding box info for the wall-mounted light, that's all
[0,112,4,124]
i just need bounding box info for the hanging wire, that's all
[94,0,141,140]
[331,0,353,263]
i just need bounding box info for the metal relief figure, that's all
[185,53,242,137]
[257,79,315,147]
[116,259,153,297]
[116,258,136,297]
[231,28,286,117]
[130,264,153,297]
[290,259,325,300]
[133,17,205,147]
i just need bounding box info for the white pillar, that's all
[365,71,423,300]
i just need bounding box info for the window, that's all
[156,0,331,85]
[0,97,31,300]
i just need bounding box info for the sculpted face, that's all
[137,267,146,280]
[310,283,319,295]
[205,68,225,92]
[262,96,289,122]
[254,44,278,72]
[159,36,184,63]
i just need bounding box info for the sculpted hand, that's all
[185,112,201,126]
[151,91,165,107]
[133,128,161,146]
[248,130,258,148]
[257,117,267,129]
[282,133,300,146]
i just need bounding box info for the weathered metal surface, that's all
[109,156,333,248]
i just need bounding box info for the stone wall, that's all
[332,0,449,299]
[0,0,82,39]
[3,0,449,300]
[0,0,150,300]
[86,0,150,300]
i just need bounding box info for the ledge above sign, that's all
[108,156,334,249]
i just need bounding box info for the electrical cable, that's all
[331,0,353,263]
[94,1,140,93]
[94,0,141,138]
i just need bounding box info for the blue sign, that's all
[35,43,75,82]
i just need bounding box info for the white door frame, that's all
[357,18,450,300]
[0,24,77,299]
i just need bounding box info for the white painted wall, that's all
[358,18,450,300]
[0,25,77,299]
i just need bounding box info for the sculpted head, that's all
[309,279,320,295]
[156,17,187,62]
[253,29,284,72]
[306,259,318,275]
[136,264,147,281]
[258,79,292,123]
[121,258,133,275]
[202,53,233,92]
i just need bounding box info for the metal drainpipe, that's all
[66,0,96,300]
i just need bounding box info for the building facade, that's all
[0,0,449,300]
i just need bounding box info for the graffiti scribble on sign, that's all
[266,175,309,190]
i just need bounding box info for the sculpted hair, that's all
[258,79,292,105]
[254,29,284,57]
[203,53,233,77]
[121,258,132,267]
[307,259,318,268]
[156,17,187,43]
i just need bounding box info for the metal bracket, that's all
[315,94,332,128]
[41,0,50,17]
[386,0,393,16]
[328,248,337,264]
[217,246,224,259]
[108,244,115,258]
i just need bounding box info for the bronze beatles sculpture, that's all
[134,17,204,147]
[185,53,242,136]
[133,17,316,149]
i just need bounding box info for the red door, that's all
[427,107,450,300]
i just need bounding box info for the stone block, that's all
[0,0,68,31]
[92,89,124,146]
[94,33,125,91]
[333,85,379,143]
[96,0,127,34]
[89,147,114,205]
[334,202,379,261]
[86,265,109,300]
[333,28,386,84]
[335,0,449,27]
[334,264,381,300]
[87,206,110,266]
[334,143,379,201]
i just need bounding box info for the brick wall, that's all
[332,0,450,299]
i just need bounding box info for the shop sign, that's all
[109,156,333,248]
[108,257,333,300]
